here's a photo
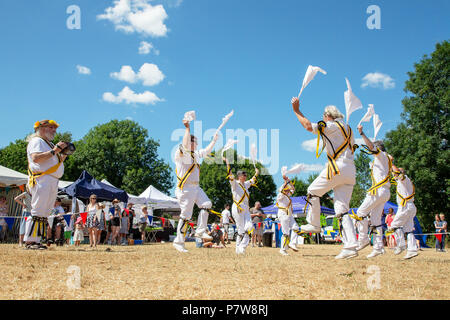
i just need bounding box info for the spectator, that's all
[250,201,265,247]
[385,208,396,249]
[119,206,130,245]
[73,217,85,246]
[221,203,234,244]
[0,196,8,243]
[95,203,106,245]
[14,190,32,247]
[126,203,138,240]
[105,199,119,244]
[47,198,66,246]
[85,194,100,248]
[438,213,447,252]
[110,205,121,245]
[203,223,226,248]
[139,206,149,243]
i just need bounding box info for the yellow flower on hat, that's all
[34,119,60,130]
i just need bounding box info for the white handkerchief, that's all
[183,111,196,122]
[298,65,327,98]
[344,78,363,124]
[373,113,383,140]
[250,143,257,167]
[216,110,234,133]
[222,139,239,154]
[282,163,305,176]
[358,104,375,126]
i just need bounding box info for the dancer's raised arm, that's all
[357,124,375,151]
[291,97,313,132]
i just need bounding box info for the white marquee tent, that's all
[101,180,179,210]
[0,165,28,187]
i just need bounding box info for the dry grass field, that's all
[0,242,448,300]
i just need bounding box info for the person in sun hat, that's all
[23,119,68,250]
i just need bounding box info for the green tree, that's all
[199,150,277,212]
[349,152,371,208]
[70,120,173,195]
[384,41,450,232]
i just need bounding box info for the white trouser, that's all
[279,210,299,250]
[307,162,357,250]
[232,204,253,253]
[174,185,212,244]
[356,186,390,251]
[391,203,417,253]
[24,175,59,243]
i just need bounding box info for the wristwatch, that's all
[50,149,56,155]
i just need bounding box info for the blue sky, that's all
[0,0,449,195]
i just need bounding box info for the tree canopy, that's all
[384,41,449,231]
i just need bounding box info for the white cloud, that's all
[103,86,162,105]
[138,41,159,55]
[110,63,165,86]
[110,65,137,83]
[361,72,395,89]
[76,65,91,75]
[301,138,322,152]
[97,0,168,38]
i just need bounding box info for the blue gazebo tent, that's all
[261,196,335,217]
[61,170,129,203]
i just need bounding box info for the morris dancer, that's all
[291,97,358,260]
[24,120,67,250]
[173,119,218,253]
[388,165,418,260]
[352,124,392,258]
[276,175,301,256]
[223,157,259,255]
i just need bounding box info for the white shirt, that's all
[311,120,355,164]
[276,187,293,215]
[395,174,415,205]
[230,177,256,212]
[370,150,391,187]
[174,145,208,187]
[27,136,64,179]
[221,209,231,224]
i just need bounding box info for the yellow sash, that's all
[316,121,353,180]
[233,183,249,213]
[176,151,200,190]
[28,138,62,187]
[276,196,292,216]
[397,184,415,207]
[367,153,392,195]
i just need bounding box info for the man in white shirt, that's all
[173,118,219,253]
[277,175,301,255]
[353,124,392,259]
[24,120,68,250]
[388,165,418,260]
[223,157,259,254]
[221,204,234,244]
[291,97,358,260]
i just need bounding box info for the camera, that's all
[61,142,76,155]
